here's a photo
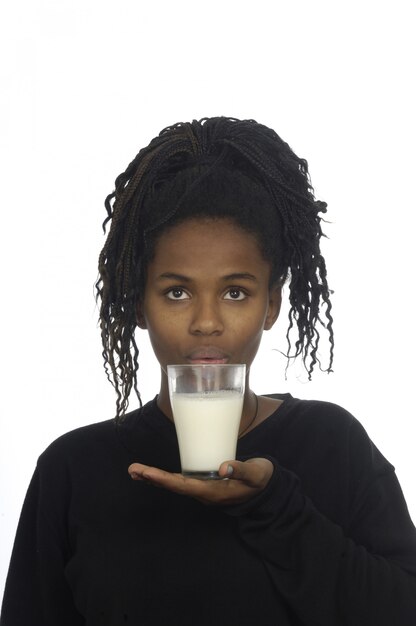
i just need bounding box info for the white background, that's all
[1,0,415,601]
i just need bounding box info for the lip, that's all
[186,347,230,365]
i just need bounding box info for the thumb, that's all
[219,458,274,489]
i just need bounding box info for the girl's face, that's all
[137,217,282,408]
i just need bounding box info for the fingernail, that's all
[130,472,140,480]
[227,465,234,476]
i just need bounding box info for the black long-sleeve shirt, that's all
[2,394,416,625]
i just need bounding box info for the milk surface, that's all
[171,391,244,472]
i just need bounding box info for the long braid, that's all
[96,117,335,420]
[219,132,333,376]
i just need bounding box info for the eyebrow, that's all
[157,272,258,282]
[223,273,258,282]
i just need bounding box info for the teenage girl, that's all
[2,117,415,625]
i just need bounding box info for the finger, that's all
[128,463,216,498]
[128,462,154,480]
[128,463,183,486]
[218,458,274,489]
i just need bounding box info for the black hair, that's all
[96,117,334,420]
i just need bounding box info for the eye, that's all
[166,287,190,300]
[224,288,247,301]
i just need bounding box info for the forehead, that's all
[149,218,269,276]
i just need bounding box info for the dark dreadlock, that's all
[95,117,334,420]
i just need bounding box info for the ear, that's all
[136,301,147,330]
[264,285,282,331]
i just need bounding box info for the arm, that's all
[225,459,416,625]
[129,424,416,625]
[0,465,84,626]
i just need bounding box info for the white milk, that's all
[171,391,244,473]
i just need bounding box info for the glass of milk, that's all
[167,364,246,480]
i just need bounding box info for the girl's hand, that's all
[128,458,274,506]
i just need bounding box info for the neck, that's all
[238,391,258,437]
[157,386,173,421]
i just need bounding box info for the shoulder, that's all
[268,393,394,475]
[36,405,147,468]
[37,418,118,471]
[269,393,357,434]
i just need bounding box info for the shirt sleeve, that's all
[225,423,416,625]
[0,463,84,626]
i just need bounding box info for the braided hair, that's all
[96,117,334,420]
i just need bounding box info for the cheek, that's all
[243,326,265,349]
[144,312,182,352]
[231,305,268,334]
[144,326,171,364]
[230,314,266,350]
[145,318,170,342]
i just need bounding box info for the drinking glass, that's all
[167,364,246,479]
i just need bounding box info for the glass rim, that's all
[167,363,246,370]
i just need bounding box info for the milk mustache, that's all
[171,391,244,473]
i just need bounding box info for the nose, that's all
[189,296,224,336]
